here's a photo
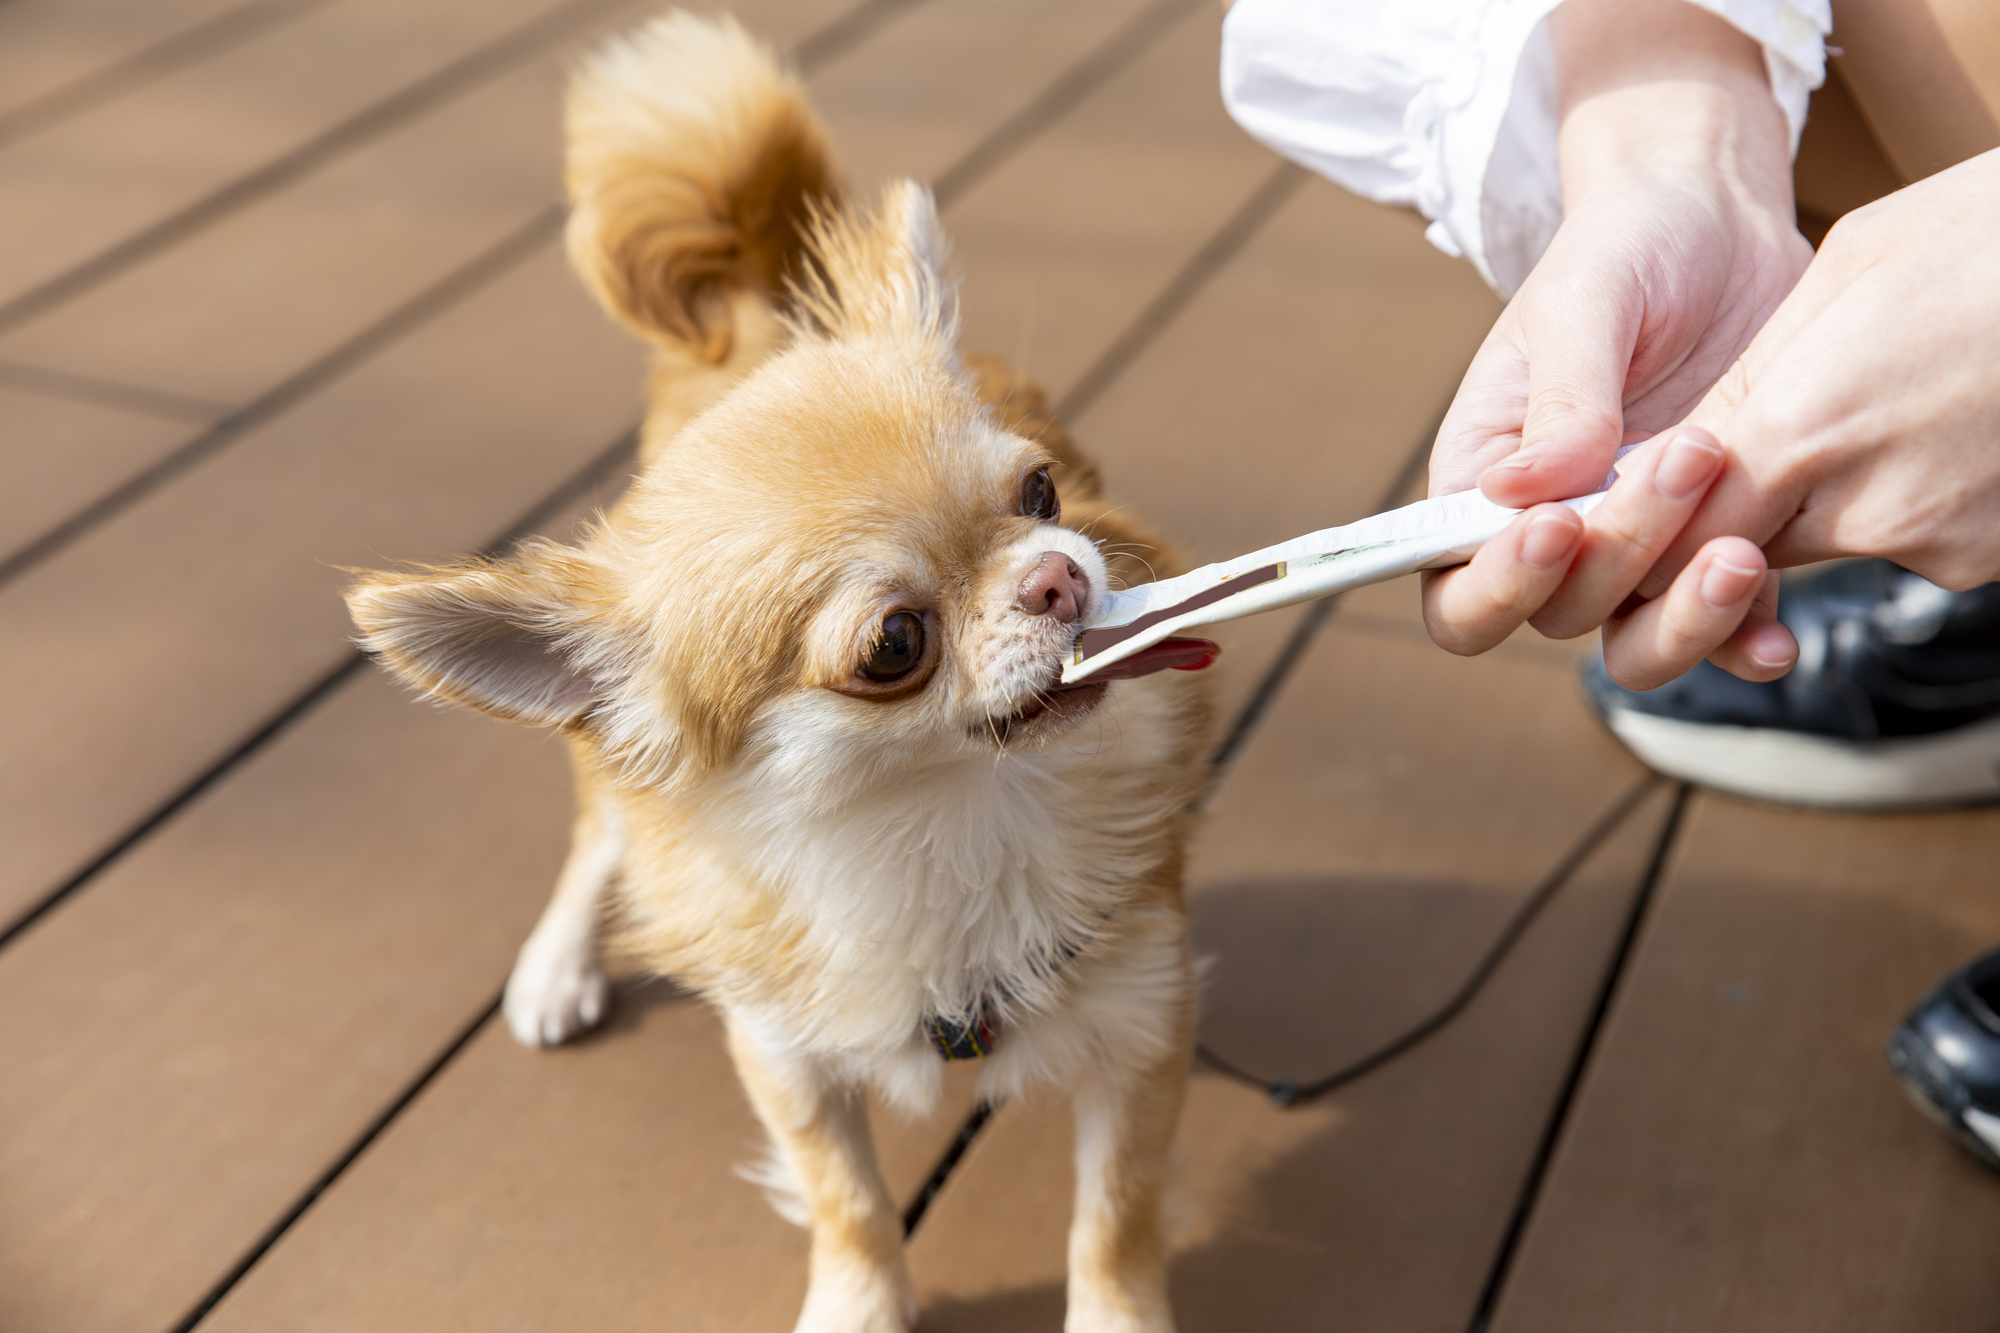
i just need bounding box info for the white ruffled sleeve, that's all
[1219,0,1830,297]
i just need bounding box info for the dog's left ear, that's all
[790,179,957,358]
[344,543,614,728]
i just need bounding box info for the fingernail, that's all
[1519,513,1579,569]
[1744,624,1798,671]
[1700,556,1761,607]
[1486,451,1539,476]
[1654,434,1723,499]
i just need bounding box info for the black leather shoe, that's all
[1580,560,2000,809]
[1888,947,2000,1170]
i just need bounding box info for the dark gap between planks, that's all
[0,0,946,587]
[930,0,1211,211]
[1465,783,1694,1333]
[0,0,340,150]
[0,424,641,955]
[0,357,234,424]
[0,206,567,587]
[0,0,639,337]
[163,995,505,1333]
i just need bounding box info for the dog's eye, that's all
[861,611,925,681]
[1020,466,1060,522]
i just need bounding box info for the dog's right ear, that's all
[344,543,612,728]
[790,180,957,358]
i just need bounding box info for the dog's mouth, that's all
[980,636,1220,747]
[985,680,1108,746]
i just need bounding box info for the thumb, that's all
[1636,268,1851,598]
[1479,280,1637,507]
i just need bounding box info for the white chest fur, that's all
[684,680,1192,1055]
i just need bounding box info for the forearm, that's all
[1552,0,1795,210]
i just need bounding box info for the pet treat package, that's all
[1064,483,1614,683]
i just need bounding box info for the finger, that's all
[1528,427,1726,640]
[1600,537,1785,690]
[1478,275,1639,507]
[1633,406,1812,599]
[1429,322,1531,497]
[1620,237,1868,595]
[1421,504,1585,655]
[1706,570,1798,681]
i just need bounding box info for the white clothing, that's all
[1220,0,1829,295]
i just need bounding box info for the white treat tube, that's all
[1062,486,1612,683]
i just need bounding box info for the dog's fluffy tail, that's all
[565,12,839,438]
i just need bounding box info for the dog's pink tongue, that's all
[1062,636,1220,685]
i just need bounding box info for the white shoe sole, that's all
[1602,708,2000,810]
[1968,1107,2000,1158]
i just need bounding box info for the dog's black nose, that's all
[1017,552,1087,623]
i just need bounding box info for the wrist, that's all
[1552,0,1794,216]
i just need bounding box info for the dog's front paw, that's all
[793,1259,918,1333]
[503,941,610,1047]
[1064,1283,1174,1333]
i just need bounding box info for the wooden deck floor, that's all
[4,2,1998,1329]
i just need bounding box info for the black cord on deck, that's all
[901,1101,998,1235]
[1194,774,1661,1108]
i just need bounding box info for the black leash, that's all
[1192,775,1660,1107]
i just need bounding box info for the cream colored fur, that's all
[345,13,1208,1331]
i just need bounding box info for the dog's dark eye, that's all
[861,611,925,681]
[1020,466,1059,522]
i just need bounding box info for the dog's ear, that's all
[344,543,612,728]
[791,179,957,356]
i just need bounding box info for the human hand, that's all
[1419,0,1812,684]
[1586,148,2000,686]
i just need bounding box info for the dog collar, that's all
[921,935,1090,1060]
[925,1009,999,1061]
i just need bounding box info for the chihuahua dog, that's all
[346,14,1213,1331]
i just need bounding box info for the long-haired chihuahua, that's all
[346,14,1214,1329]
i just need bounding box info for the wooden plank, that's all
[0,387,203,556]
[907,629,1663,1329]
[1062,175,1497,568]
[945,4,1287,418]
[0,423,645,1332]
[0,671,577,1333]
[1488,795,2000,1333]
[808,0,1171,195]
[0,244,645,929]
[194,996,985,1333]
[0,0,281,126]
[0,47,585,405]
[0,0,860,405]
[0,0,610,317]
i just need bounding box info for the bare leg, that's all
[1066,1020,1193,1333]
[726,1017,916,1333]
[504,752,622,1047]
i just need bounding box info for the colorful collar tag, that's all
[926,1009,1000,1061]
